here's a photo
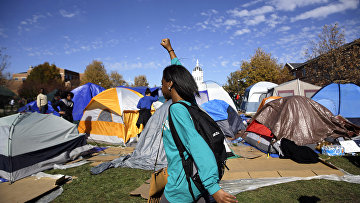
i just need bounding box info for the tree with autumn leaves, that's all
[18,62,64,99]
[81,60,112,89]
[224,48,293,95]
[81,60,149,88]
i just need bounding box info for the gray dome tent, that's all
[0,112,91,182]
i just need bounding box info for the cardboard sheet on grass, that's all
[88,147,135,166]
[218,145,360,195]
[225,145,343,180]
[130,145,359,199]
[0,174,66,202]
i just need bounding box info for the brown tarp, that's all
[253,96,360,145]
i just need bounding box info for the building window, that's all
[278,90,294,97]
[302,68,306,77]
[22,78,26,81]
[14,78,18,80]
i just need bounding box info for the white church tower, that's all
[192,59,205,91]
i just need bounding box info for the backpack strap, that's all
[168,102,197,202]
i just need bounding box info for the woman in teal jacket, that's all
[159,38,237,203]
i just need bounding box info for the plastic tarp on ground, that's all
[71,83,105,121]
[0,112,91,182]
[220,174,360,195]
[311,83,360,126]
[252,96,360,146]
[91,100,171,174]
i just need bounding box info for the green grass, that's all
[45,154,360,202]
[46,164,151,202]
[235,179,360,203]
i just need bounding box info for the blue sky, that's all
[1,0,359,87]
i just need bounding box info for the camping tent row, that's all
[90,99,241,174]
[79,81,238,145]
[243,96,360,155]
[0,112,90,182]
[240,79,321,115]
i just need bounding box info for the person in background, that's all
[51,90,63,115]
[136,88,158,129]
[53,91,74,123]
[9,98,14,111]
[37,88,48,114]
[159,38,237,203]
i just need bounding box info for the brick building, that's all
[9,66,81,94]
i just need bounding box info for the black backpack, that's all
[168,102,228,201]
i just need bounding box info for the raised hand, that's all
[161,38,173,51]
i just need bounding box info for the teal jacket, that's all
[163,58,221,202]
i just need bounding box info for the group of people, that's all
[36,88,74,123]
[31,38,236,202]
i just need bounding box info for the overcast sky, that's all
[0,0,359,86]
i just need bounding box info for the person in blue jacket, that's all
[136,88,158,129]
[159,38,237,203]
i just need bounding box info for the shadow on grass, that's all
[298,196,320,203]
[344,156,360,168]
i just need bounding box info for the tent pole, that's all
[8,113,22,183]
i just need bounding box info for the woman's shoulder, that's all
[169,101,191,115]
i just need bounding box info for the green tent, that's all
[0,86,16,97]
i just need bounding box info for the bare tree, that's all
[303,23,359,86]
[0,47,11,86]
[304,23,345,60]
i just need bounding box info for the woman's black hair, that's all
[62,91,74,99]
[145,88,151,95]
[163,64,199,103]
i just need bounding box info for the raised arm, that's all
[161,38,177,60]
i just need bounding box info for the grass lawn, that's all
[45,153,360,202]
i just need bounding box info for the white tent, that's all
[196,81,237,111]
[240,81,278,115]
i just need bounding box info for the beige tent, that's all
[270,79,321,98]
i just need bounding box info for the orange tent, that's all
[257,96,282,112]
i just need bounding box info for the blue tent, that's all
[71,83,105,121]
[311,83,360,125]
[201,99,245,138]
[18,101,60,116]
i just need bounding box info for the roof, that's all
[286,63,303,70]
[287,38,360,71]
